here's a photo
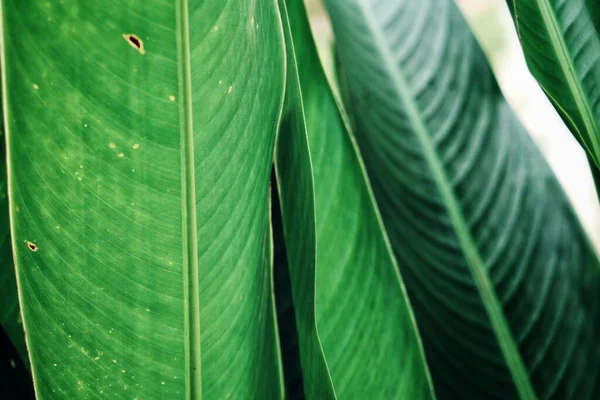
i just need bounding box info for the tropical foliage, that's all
[1,0,599,399]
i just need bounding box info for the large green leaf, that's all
[324,0,600,399]
[506,0,600,172]
[1,0,286,398]
[275,0,435,398]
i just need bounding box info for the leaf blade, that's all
[508,0,600,168]
[1,0,286,398]
[276,0,436,398]
[325,0,600,398]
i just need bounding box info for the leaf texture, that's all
[508,0,600,170]
[324,0,600,399]
[275,0,435,398]
[1,0,286,398]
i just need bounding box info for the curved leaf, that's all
[507,0,600,171]
[275,0,435,398]
[1,0,286,398]
[325,0,600,399]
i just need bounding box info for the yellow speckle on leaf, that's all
[133,143,140,150]
[32,84,39,90]
[118,153,125,158]
[228,86,233,94]
[109,143,116,149]
[169,95,175,102]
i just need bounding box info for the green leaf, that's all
[274,3,337,398]
[275,0,435,398]
[324,0,600,398]
[1,0,286,398]
[507,0,600,171]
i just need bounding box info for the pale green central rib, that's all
[175,0,202,398]
[356,2,537,399]
[530,0,600,159]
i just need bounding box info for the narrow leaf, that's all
[507,0,600,170]
[325,0,600,398]
[275,0,436,398]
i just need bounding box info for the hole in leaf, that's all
[122,34,145,55]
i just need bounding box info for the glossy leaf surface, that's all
[1,0,286,398]
[507,0,600,171]
[325,0,600,398]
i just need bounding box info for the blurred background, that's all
[307,0,600,249]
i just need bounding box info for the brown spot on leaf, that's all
[122,34,145,55]
[26,241,38,252]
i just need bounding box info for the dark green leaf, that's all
[508,0,600,171]
[325,0,600,398]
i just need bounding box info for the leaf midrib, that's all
[355,1,537,398]
[524,0,600,162]
[175,0,202,398]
